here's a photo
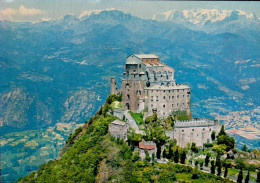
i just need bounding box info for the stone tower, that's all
[121,55,146,111]
[110,77,118,95]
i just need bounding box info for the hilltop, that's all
[18,94,260,182]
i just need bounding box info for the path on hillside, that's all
[124,110,145,135]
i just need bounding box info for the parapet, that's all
[175,118,217,128]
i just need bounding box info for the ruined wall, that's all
[139,148,157,160]
[108,123,129,141]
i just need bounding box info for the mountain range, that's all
[0,9,259,148]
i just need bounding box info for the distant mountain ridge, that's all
[153,9,259,26]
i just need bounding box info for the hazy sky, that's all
[0,0,259,22]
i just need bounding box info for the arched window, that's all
[126,103,130,110]
[127,94,130,100]
[125,83,130,90]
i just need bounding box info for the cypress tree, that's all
[237,168,243,183]
[168,144,173,159]
[217,162,222,176]
[210,160,215,174]
[257,170,260,183]
[205,153,210,167]
[245,171,250,183]
[180,150,186,164]
[242,145,247,152]
[174,148,179,163]
[218,125,226,136]
[224,164,228,177]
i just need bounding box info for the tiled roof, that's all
[139,141,156,150]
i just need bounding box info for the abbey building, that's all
[111,54,191,118]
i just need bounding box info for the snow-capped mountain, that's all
[153,9,259,26]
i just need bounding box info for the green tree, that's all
[168,144,173,159]
[217,162,222,176]
[217,134,235,152]
[237,168,243,183]
[191,142,198,153]
[224,164,228,177]
[205,153,210,167]
[218,125,226,136]
[245,171,250,183]
[242,145,247,152]
[210,160,215,174]
[191,166,199,179]
[257,170,260,183]
[211,131,216,141]
[174,148,180,163]
[180,150,186,164]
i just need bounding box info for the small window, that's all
[192,129,194,131]
[209,128,211,131]
[151,104,153,107]
[177,95,179,98]
[164,90,165,93]
[133,70,136,72]
[169,96,171,99]
[172,96,174,99]
[163,96,165,99]
[163,104,165,108]
[172,104,173,107]
[177,103,179,106]
[169,90,170,93]
[156,96,158,101]
[203,128,205,131]
[182,130,184,132]
[183,95,184,98]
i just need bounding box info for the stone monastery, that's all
[109,54,221,152]
[111,54,191,118]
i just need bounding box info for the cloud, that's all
[79,8,116,19]
[0,8,17,20]
[0,5,44,20]
[19,5,43,15]
[4,0,15,3]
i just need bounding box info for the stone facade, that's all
[139,140,157,160]
[108,120,129,141]
[112,54,191,118]
[173,118,222,148]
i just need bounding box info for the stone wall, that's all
[139,148,157,160]
[173,119,222,148]
[108,120,129,141]
[145,86,191,118]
